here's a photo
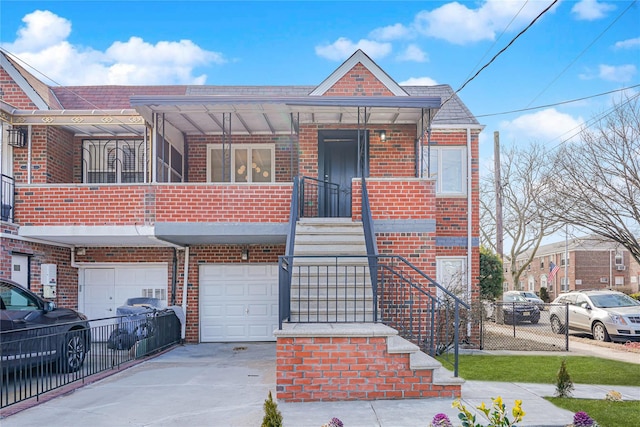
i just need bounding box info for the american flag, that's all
[548,261,560,282]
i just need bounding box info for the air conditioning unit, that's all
[600,277,609,283]
[616,265,626,271]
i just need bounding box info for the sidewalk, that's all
[1,342,638,427]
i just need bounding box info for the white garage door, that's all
[80,265,167,323]
[200,264,279,342]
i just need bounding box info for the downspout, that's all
[181,245,190,340]
[171,248,177,305]
[151,113,157,183]
[27,125,32,184]
[466,127,473,336]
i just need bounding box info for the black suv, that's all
[1,279,91,372]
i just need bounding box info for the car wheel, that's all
[592,321,611,342]
[550,315,565,334]
[60,329,87,372]
[531,316,540,324]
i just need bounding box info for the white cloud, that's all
[396,44,428,62]
[8,10,71,51]
[1,10,226,85]
[368,23,412,41]
[598,64,637,82]
[315,37,392,61]
[499,108,584,144]
[412,0,558,45]
[399,76,438,86]
[571,0,616,21]
[614,37,640,50]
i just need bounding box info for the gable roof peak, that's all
[310,50,408,97]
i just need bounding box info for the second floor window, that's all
[422,146,467,195]
[615,252,623,265]
[83,139,145,183]
[207,144,275,183]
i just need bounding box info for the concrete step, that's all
[385,335,465,386]
[294,245,368,256]
[289,311,376,323]
[292,256,370,266]
[295,233,366,245]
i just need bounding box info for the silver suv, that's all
[549,290,640,342]
[513,291,545,310]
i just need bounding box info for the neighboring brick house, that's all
[504,236,640,300]
[1,50,481,398]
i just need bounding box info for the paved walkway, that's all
[1,342,638,427]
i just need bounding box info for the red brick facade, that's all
[276,335,460,401]
[2,54,481,355]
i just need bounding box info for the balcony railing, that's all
[1,174,14,222]
[0,309,181,409]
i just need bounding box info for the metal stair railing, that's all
[375,255,470,377]
[278,176,470,376]
[299,175,340,218]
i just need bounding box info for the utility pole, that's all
[494,131,503,261]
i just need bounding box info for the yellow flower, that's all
[477,401,490,416]
[512,399,526,421]
[493,396,503,408]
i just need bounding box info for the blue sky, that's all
[1,0,638,174]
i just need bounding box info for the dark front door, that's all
[319,131,362,217]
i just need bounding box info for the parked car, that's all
[497,292,541,324]
[549,290,640,342]
[514,291,545,310]
[0,279,91,372]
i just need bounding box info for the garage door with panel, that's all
[80,265,167,326]
[200,264,279,342]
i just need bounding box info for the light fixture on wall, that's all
[7,127,27,148]
[241,247,249,261]
[376,130,387,142]
[76,247,87,256]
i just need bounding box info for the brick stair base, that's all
[274,323,463,402]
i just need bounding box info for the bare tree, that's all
[548,95,640,264]
[481,142,563,287]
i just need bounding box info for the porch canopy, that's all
[129,95,441,135]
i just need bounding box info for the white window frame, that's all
[614,276,624,286]
[615,252,623,265]
[422,146,467,196]
[540,274,547,290]
[528,276,535,291]
[206,143,276,183]
[436,257,467,299]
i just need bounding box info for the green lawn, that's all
[436,355,640,427]
[437,355,640,386]
[545,398,640,427]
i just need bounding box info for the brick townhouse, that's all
[1,50,481,400]
[504,236,640,300]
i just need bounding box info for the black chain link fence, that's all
[481,302,569,351]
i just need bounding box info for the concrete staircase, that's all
[289,218,374,322]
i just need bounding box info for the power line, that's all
[442,0,559,108]
[526,0,638,107]
[475,84,640,118]
[459,0,531,86]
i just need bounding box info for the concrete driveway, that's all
[1,342,638,427]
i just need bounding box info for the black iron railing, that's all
[1,174,14,222]
[0,309,181,409]
[299,176,340,218]
[277,253,470,376]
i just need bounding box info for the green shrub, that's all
[630,292,640,301]
[261,391,283,427]
[539,287,550,303]
[555,359,574,398]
